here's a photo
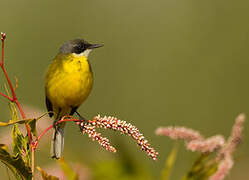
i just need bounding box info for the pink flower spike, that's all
[209,155,234,180]
[186,135,225,153]
[78,122,116,153]
[226,113,245,154]
[78,115,158,160]
[217,113,246,160]
[156,126,203,141]
[1,32,6,41]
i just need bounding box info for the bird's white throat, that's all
[73,49,92,58]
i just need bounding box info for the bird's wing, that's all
[46,96,54,117]
[69,106,78,116]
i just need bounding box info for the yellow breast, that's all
[45,53,93,110]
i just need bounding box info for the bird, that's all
[45,38,103,159]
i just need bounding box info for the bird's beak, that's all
[88,44,104,49]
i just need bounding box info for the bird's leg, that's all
[52,120,58,143]
[53,108,61,130]
[75,111,89,132]
[75,111,88,123]
[53,120,58,130]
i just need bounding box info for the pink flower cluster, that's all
[78,115,158,160]
[156,126,225,153]
[156,126,203,141]
[1,32,6,41]
[79,122,116,153]
[156,114,246,180]
[210,114,245,180]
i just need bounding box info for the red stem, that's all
[0,91,13,101]
[16,100,33,141]
[1,33,4,66]
[34,118,82,149]
[1,66,17,101]
[1,33,34,178]
[0,33,32,141]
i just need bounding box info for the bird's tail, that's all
[51,126,65,159]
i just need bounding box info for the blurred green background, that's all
[0,0,249,179]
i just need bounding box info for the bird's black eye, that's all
[73,44,85,54]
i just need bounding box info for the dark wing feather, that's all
[70,106,78,116]
[46,96,54,117]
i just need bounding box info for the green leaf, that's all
[8,102,19,122]
[58,159,78,180]
[37,166,59,180]
[0,112,49,138]
[161,143,179,180]
[0,118,33,126]
[182,153,218,180]
[0,112,49,127]
[27,119,37,137]
[27,112,49,137]
[11,124,31,167]
[0,144,32,180]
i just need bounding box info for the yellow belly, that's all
[45,54,93,114]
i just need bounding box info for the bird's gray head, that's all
[59,38,103,56]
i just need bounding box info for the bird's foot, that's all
[75,111,89,131]
[76,111,88,124]
[53,121,58,130]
